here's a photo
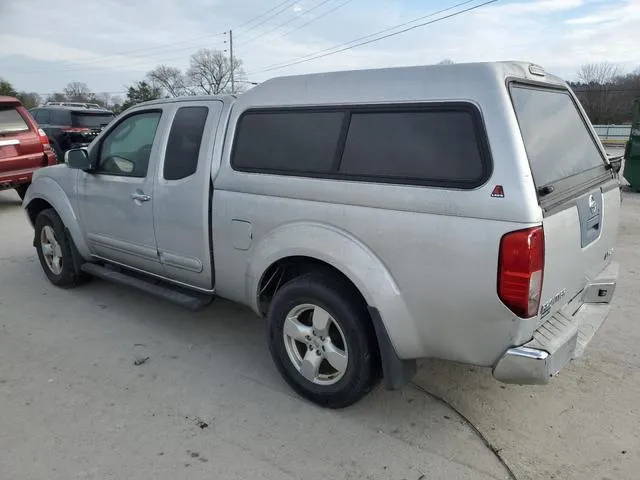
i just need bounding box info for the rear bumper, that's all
[493,261,618,385]
[0,168,36,188]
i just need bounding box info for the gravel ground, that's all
[1,183,638,480]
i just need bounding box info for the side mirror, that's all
[65,148,92,171]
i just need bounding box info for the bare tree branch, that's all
[186,49,247,95]
[147,65,189,97]
[63,82,93,102]
[571,63,640,124]
[577,62,621,85]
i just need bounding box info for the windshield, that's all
[510,84,605,188]
[72,112,115,128]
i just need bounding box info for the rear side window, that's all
[0,107,29,134]
[232,105,490,187]
[37,109,51,124]
[163,106,209,180]
[232,111,343,173]
[510,85,604,188]
[340,110,485,183]
[51,110,70,125]
[72,112,115,129]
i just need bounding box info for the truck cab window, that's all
[163,106,209,180]
[97,111,161,177]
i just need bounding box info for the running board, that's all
[80,263,213,311]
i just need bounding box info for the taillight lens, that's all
[497,226,545,318]
[38,128,49,144]
[38,128,57,164]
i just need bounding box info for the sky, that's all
[0,0,638,99]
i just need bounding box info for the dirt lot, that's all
[1,186,638,480]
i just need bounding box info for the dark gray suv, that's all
[29,106,115,161]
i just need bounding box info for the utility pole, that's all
[229,29,235,94]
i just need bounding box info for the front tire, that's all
[267,271,380,408]
[34,209,86,288]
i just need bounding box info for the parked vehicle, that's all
[29,106,115,160]
[23,62,621,408]
[0,96,57,199]
[45,101,105,110]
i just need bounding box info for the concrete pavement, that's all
[1,186,639,480]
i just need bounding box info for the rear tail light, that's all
[497,226,545,318]
[38,128,49,144]
[38,128,57,164]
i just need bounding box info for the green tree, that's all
[16,92,41,109]
[0,78,18,97]
[121,81,162,110]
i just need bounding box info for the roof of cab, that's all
[133,95,234,109]
[235,61,566,110]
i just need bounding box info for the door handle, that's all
[131,192,151,202]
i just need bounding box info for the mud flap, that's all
[368,306,417,390]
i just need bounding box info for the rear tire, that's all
[34,208,87,288]
[15,184,29,200]
[267,270,380,408]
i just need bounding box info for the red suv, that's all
[0,96,57,199]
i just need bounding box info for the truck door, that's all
[153,100,223,290]
[77,108,166,276]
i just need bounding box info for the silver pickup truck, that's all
[23,62,620,408]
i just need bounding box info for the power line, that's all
[16,39,228,76]
[234,0,296,31]
[21,0,301,74]
[267,0,355,43]
[248,0,487,75]
[234,0,302,37]
[14,0,302,75]
[237,0,337,47]
[572,87,640,93]
[16,33,227,75]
